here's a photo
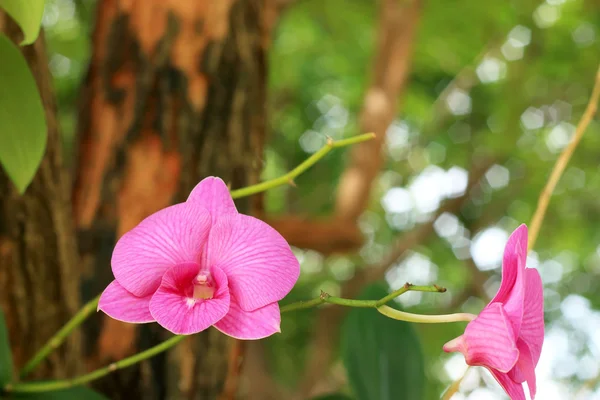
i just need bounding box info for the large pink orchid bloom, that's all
[98,177,300,338]
[443,224,544,399]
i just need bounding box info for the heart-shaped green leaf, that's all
[0,34,47,194]
[341,283,425,400]
[0,311,14,387]
[0,0,45,45]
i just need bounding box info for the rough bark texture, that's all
[73,1,267,399]
[0,15,82,379]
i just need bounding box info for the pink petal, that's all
[491,224,528,334]
[112,203,211,297]
[215,300,281,339]
[98,280,154,323]
[443,334,467,354]
[205,214,300,311]
[508,339,537,399]
[489,368,526,400]
[520,268,544,365]
[459,303,519,373]
[149,263,230,335]
[186,177,237,221]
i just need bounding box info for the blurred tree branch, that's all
[264,0,422,255]
[528,65,600,251]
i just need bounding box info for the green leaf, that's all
[341,283,425,400]
[0,311,13,386]
[14,387,109,400]
[0,34,47,194]
[0,0,45,45]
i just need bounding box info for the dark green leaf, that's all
[0,0,45,45]
[14,386,108,400]
[341,283,425,400]
[0,311,13,386]
[0,34,47,193]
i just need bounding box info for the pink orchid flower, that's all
[443,224,544,399]
[98,177,300,338]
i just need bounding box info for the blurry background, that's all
[13,0,600,398]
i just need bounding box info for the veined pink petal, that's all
[443,224,542,399]
[112,203,211,297]
[508,339,537,399]
[520,268,544,365]
[491,224,528,334]
[205,214,300,312]
[460,303,519,373]
[489,368,526,400]
[215,300,281,340]
[150,263,230,335]
[187,177,237,221]
[98,280,154,323]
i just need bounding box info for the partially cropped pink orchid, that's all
[443,224,544,400]
[98,177,300,338]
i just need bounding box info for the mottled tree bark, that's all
[0,15,82,379]
[73,1,267,398]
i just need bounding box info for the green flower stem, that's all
[6,336,186,394]
[14,132,375,381]
[279,297,324,313]
[230,133,376,199]
[375,283,447,307]
[378,305,476,323]
[280,283,448,313]
[19,294,101,378]
[5,282,448,394]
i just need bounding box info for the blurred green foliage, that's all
[44,0,600,398]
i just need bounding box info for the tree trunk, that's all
[73,1,267,398]
[0,15,82,379]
